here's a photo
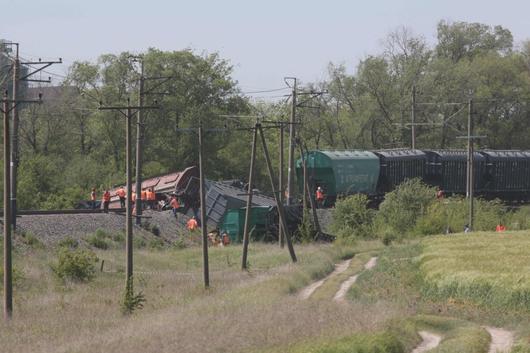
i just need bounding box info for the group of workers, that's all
[90,186,160,213]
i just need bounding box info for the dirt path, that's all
[485,327,514,353]
[333,257,377,302]
[411,331,442,353]
[298,259,352,300]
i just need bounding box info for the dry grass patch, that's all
[0,242,388,353]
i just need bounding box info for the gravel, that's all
[6,210,194,246]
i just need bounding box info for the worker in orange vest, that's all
[90,188,97,209]
[316,186,325,208]
[102,189,111,213]
[116,187,126,208]
[496,224,506,232]
[222,232,230,246]
[187,216,198,231]
[169,194,180,219]
[146,188,157,210]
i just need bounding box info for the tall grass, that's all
[420,232,530,312]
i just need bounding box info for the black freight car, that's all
[373,150,426,193]
[481,150,530,200]
[424,150,486,195]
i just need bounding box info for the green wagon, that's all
[296,150,380,204]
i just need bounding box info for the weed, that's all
[121,277,146,315]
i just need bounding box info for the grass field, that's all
[421,232,530,313]
[0,241,406,353]
[4,231,530,352]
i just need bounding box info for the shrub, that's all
[414,197,507,235]
[375,179,436,238]
[58,237,79,249]
[112,232,125,243]
[331,194,374,242]
[87,230,110,249]
[51,248,98,282]
[87,235,108,249]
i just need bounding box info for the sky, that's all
[2,0,529,100]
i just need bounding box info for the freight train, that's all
[296,149,530,205]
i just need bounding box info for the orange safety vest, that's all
[147,190,156,201]
[316,190,324,201]
[141,190,147,200]
[102,191,111,202]
[170,198,180,209]
[187,218,198,231]
[117,188,126,198]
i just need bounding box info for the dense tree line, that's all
[2,20,530,209]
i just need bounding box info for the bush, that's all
[414,197,507,235]
[51,248,98,282]
[87,230,110,249]
[58,237,79,249]
[375,179,436,238]
[112,232,125,243]
[87,235,109,249]
[331,194,374,242]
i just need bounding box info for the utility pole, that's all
[99,99,158,294]
[411,85,416,149]
[3,92,11,321]
[1,90,41,321]
[3,42,61,230]
[457,98,485,232]
[129,55,171,225]
[278,123,284,248]
[198,123,209,288]
[286,77,297,205]
[135,59,145,224]
[242,123,258,270]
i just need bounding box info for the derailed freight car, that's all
[296,149,530,204]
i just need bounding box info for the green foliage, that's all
[295,209,317,243]
[18,231,43,248]
[414,197,506,235]
[148,238,165,250]
[51,248,98,282]
[134,237,147,248]
[121,277,146,315]
[87,230,109,249]
[375,179,436,238]
[58,237,79,249]
[331,194,374,242]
